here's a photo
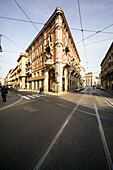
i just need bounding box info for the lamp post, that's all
[0,35,3,52]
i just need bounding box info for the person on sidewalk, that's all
[42,86,44,95]
[39,87,42,95]
[1,86,8,104]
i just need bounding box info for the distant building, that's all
[5,53,27,89]
[100,42,113,90]
[84,72,100,87]
[25,7,82,93]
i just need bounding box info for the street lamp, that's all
[0,35,3,52]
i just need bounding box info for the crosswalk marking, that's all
[27,95,35,98]
[32,94,40,97]
[22,94,46,100]
[23,96,30,100]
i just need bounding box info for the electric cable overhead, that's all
[78,37,113,47]
[13,0,39,32]
[76,23,113,44]
[1,16,113,35]
[77,0,88,70]
[70,27,113,34]
[0,33,25,50]
[0,16,44,25]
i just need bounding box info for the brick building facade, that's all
[26,7,82,93]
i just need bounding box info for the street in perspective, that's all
[0,87,113,169]
[0,0,113,169]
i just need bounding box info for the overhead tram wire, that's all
[70,27,113,34]
[1,16,113,35]
[0,16,44,25]
[78,37,113,47]
[77,0,88,71]
[13,0,39,32]
[76,23,113,44]
[0,33,25,50]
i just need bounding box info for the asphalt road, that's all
[0,88,113,170]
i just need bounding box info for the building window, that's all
[41,70,44,76]
[37,58,39,67]
[50,34,52,42]
[37,48,39,56]
[37,72,39,77]
[41,44,43,52]
[42,56,44,66]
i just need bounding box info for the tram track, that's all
[92,89,113,170]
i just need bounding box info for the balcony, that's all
[45,59,53,66]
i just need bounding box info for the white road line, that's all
[32,94,40,97]
[33,92,84,170]
[104,98,113,107]
[0,96,23,111]
[77,109,112,121]
[96,91,113,108]
[27,95,35,99]
[94,102,113,170]
[23,96,30,100]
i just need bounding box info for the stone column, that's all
[65,69,68,91]
[32,81,34,90]
[27,81,29,90]
[35,81,37,90]
[44,71,48,92]
[39,80,41,88]
[22,77,25,89]
[55,8,63,93]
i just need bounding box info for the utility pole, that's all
[0,35,3,52]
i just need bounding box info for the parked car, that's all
[100,86,106,90]
[74,87,81,92]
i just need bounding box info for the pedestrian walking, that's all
[39,87,42,95]
[42,86,44,95]
[1,86,8,104]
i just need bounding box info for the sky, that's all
[0,0,113,83]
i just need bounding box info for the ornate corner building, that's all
[25,7,83,93]
[100,42,113,90]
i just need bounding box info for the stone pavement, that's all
[0,90,21,110]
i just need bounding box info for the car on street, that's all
[100,86,106,90]
[74,86,85,92]
[74,87,81,92]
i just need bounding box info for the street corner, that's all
[0,90,22,110]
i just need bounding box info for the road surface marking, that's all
[23,96,30,100]
[27,95,35,98]
[94,102,113,170]
[0,96,23,111]
[77,109,111,121]
[96,91,113,108]
[32,95,40,97]
[33,93,84,170]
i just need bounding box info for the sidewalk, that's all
[0,90,21,110]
